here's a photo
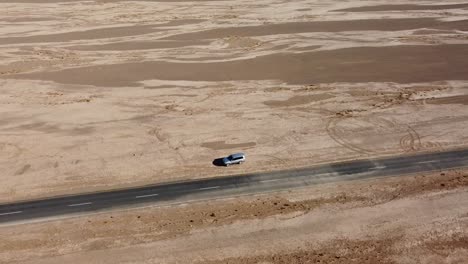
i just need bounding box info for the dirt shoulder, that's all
[1,168,467,263]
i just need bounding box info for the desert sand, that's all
[1,0,468,262]
[1,0,468,203]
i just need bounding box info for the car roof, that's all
[230,153,245,158]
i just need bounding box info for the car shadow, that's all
[212,158,226,167]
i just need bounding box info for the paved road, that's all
[1,149,468,224]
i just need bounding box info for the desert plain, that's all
[1,0,468,263]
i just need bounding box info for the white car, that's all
[222,153,246,166]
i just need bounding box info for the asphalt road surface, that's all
[1,149,468,224]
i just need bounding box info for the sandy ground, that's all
[1,0,468,261]
[1,0,468,203]
[1,168,467,263]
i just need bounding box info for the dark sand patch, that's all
[201,141,256,150]
[13,122,59,133]
[426,95,468,105]
[264,94,333,107]
[335,3,468,12]
[8,122,95,135]
[14,164,31,176]
[0,17,54,22]
[0,0,222,2]
[0,20,203,45]
[164,18,468,40]
[154,19,206,27]
[67,40,208,51]
[9,44,468,87]
[0,25,157,45]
